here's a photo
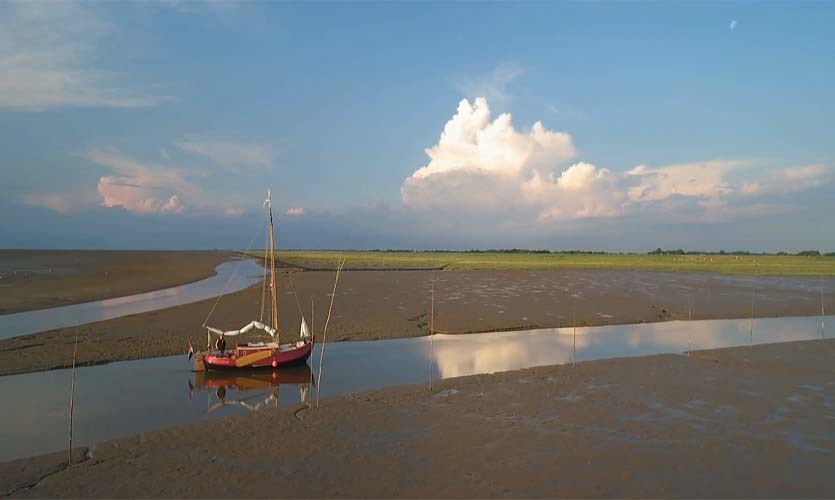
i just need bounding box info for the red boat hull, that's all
[203,341,313,371]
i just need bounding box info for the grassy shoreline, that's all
[245,250,835,275]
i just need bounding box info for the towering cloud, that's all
[402,97,833,225]
[401,97,623,220]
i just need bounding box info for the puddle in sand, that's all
[0,260,263,340]
[0,314,831,462]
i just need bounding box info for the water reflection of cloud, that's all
[617,317,822,354]
[4,315,831,463]
[433,329,590,378]
[432,316,829,379]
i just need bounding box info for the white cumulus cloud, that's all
[402,97,619,220]
[532,163,627,220]
[83,149,243,216]
[738,164,833,196]
[87,150,192,215]
[401,97,834,225]
[626,160,738,209]
[408,97,575,182]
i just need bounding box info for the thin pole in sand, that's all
[288,271,305,321]
[687,295,692,356]
[316,258,345,409]
[309,296,315,395]
[68,329,79,466]
[822,283,826,339]
[749,286,756,348]
[429,271,435,391]
[572,285,577,368]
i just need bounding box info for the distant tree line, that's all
[303,248,835,256]
[648,248,833,257]
[364,248,609,254]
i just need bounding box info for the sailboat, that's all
[196,190,314,371]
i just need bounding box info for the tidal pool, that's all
[0,314,829,462]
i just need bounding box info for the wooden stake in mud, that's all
[68,329,79,466]
[749,287,756,348]
[687,295,692,356]
[822,284,826,339]
[429,271,435,391]
[572,286,577,368]
[309,296,315,394]
[316,258,346,409]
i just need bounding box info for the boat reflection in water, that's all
[188,365,313,413]
[2,314,830,463]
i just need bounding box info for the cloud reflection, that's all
[432,316,826,379]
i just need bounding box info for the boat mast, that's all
[267,190,279,333]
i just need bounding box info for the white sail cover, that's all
[207,320,277,338]
[300,317,311,339]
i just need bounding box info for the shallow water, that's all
[0,314,829,462]
[0,260,263,340]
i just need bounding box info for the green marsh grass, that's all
[243,250,835,276]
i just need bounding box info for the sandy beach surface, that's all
[2,338,833,498]
[0,250,233,315]
[1,265,831,376]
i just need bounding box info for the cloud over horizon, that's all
[20,136,281,217]
[88,149,194,215]
[21,191,101,215]
[24,148,250,217]
[401,97,834,226]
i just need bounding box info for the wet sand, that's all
[1,268,831,376]
[3,338,834,498]
[0,250,233,315]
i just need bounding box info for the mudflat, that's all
[0,250,233,314]
[0,267,831,376]
[3,338,833,498]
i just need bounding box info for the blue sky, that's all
[1,1,834,251]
